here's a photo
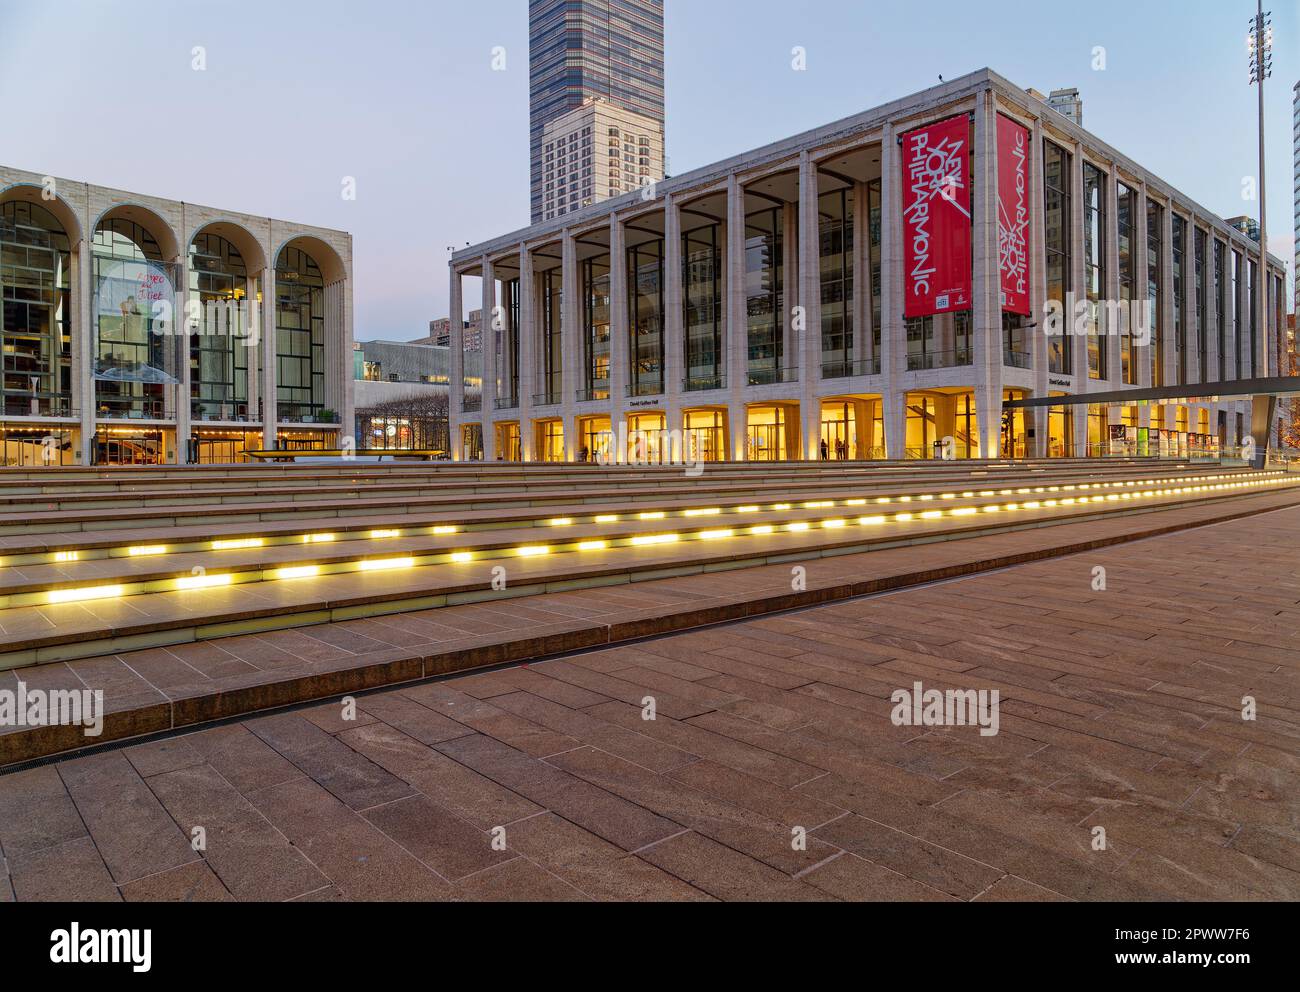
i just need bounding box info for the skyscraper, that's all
[528,0,665,223]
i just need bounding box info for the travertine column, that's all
[798,151,823,460]
[608,214,630,461]
[976,98,1008,460]
[726,174,748,460]
[76,237,95,463]
[1135,183,1152,392]
[663,193,684,433]
[481,256,497,461]
[517,245,536,461]
[448,265,464,460]
[879,122,905,460]
[262,264,278,450]
[1160,201,1176,390]
[560,230,579,459]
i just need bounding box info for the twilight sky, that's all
[1,0,1294,341]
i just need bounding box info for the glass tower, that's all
[529,0,665,223]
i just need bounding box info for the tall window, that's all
[1117,183,1136,384]
[1,202,72,418]
[539,268,562,404]
[683,221,722,390]
[745,207,784,384]
[581,257,610,400]
[93,218,174,420]
[1147,201,1163,387]
[1082,163,1106,380]
[1171,214,1185,385]
[819,188,854,378]
[627,238,664,396]
[274,246,325,422]
[504,278,520,404]
[1194,228,1207,381]
[868,178,882,359]
[1231,250,1241,379]
[1043,141,1072,375]
[189,234,248,421]
[1214,240,1226,380]
[1246,258,1257,379]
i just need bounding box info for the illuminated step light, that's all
[304,534,337,544]
[983,505,1001,514]
[516,546,550,557]
[699,529,735,540]
[358,558,416,572]
[176,573,234,591]
[786,522,811,533]
[639,512,666,521]
[895,513,914,522]
[276,565,321,581]
[432,526,459,536]
[952,507,977,517]
[369,530,402,540]
[213,539,263,551]
[821,519,847,529]
[899,497,913,503]
[578,541,608,552]
[632,534,679,546]
[128,546,168,557]
[450,552,475,563]
[47,584,124,605]
[876,498,892,505]
[1023,501,1042,510]
[750,525,775,535]
[54,551,80,563]
[595,515,620,523]
[920,511,943,520]
[549,518,574,527]
[858,516,886,526]
[803,501,834,509]
[772,503,792,511]
[736,505,760,513]
[846,499,867,507]
[684,508,722,517]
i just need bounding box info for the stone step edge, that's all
[0,490,1294,770]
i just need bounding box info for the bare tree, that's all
[355,390,479,453]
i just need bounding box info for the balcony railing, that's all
[1003,349,1033,370]
[747,366,799,387]
[495,394,519,411]
[461,396,482,414]
[576,385,611,403]
[626,382,664,398]
[531,391,561,407]
[683,373,726,392]
[906,349,973,372]
[3,396,77,418]
[822,356,881,379]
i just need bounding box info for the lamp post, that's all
[1248,4,1272,379]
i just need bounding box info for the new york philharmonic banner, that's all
[901,115,971,318]
[996,114,1031,315]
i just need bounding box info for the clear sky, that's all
[1,0,1294,341]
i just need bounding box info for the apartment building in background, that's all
[529,0,665,223]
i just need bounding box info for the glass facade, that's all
[819,188,854,378]
[745,207,784,385]
[1214,240,1226,381]
[1146,200,1163,387]
[1082,163,1106,380]
[1043,141,1072,376]
[683,221,722,391]
[274,246,325,422]
[1,202,72,418]
[1116,183,1137,384]
[528,0,665,223]
[93,218,176,420]
[189,234,249,421]
[1194,228,1207,380]
[581,256,610,400]
[627,238,664,396]
[1171,214,1185,385]
[539,269,563,404]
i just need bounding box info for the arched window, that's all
[0,201,72,417]
[189,233,249,421]
[92,216,178,420]
[274,246,325,422]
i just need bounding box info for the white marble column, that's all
[879,122,905,460]
[560,230,579,460]
[798,151,823,460]
[448,265,464,460]
[517,245,536,461]
[261,264,278,451]
[663,193,684,434]
[608,215,630,461]
[975,97,1008,460]
[726,174,748,460]
[481,256,497,461]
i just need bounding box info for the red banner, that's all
[901,116,971,318]
[996,115,1031,315]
